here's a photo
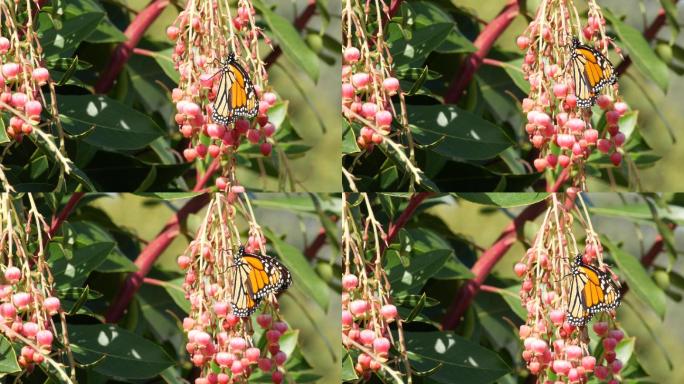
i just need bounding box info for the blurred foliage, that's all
[344,0,684,191]
[347,193,684,383]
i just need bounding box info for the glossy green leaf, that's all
[603,238,666,319]
[389,23,453,67]
[502,59,530,93]
[253,0,319,81]
[456,193,548,207]
[341,353,358,381]
[387,249,452,294]
[38,10,103,58]
[58,95,163,151]
[69,324,175,379]
[0,117,9,144]
[0,335,20,376]
[616,336,636,364]
[408,105,513,160]
[158,278,190,313]
[148,48,180,83]
[604,10,669,92]
[49,241,115,288]
[405,332,510,383]
[500,285,526,320]
[410,1,476,54]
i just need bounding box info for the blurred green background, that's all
[455,0,684,191]
[425,193,684,382]
[124,0,341,191]
[91,193,341,382]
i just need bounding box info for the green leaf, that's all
[0,116,9,144]
[264,229,330,310]
[603,238,666,319]
[148,48,180,83]
[405,332,510,383]
[49,242,115,288]
[408,104,513,160]
[38,10,104,58]
[158,278,190,313]
[456,193,548,207]
[67,221,135,273]
[387,250,452,294]
[500,285,526,320]
[604,10,669,92]
[616,336,636,364]
[69,324,175,379]
[58,95,163,151]
[253,0,319,81]
[501,59,530,93]
[0,335,20,376]
[341,353,358,381]
[342,121,360,154]
[389,23,453,67]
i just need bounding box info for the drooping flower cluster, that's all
[341,193,410,381]
[167,0,280,188]
[0,194,72,379]
[177,192,290,384]
[517,0,629,189]
[341,0,407,151]
[514,193,624,383]
[0,1,53,141]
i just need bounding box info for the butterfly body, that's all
[230,246,291,317]
[566,254,621,326]
[570,37,617,108]
[211,53,259,125]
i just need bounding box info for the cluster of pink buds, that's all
[0,194,64,373]
[342,272,399,379]
[517,0,628,189]
[515,194,623,383]
[177,193,290,383]
[341,193,410,381]
[342,0,406,151]
[0,1,52,141]
[166,0,280,186]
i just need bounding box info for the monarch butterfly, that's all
[570,37,617,108]
[566,254,621,326]
[211,53,259,125]
[230,246,292,317]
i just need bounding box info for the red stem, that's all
[48,193,85,237]
[547,168,569,193]
[194,157,221,192]
[641,223,677,267]
[94,0,170,93]
[264,1,317,69]
[105,194,211,323]
[381,192,432,253]
[441,200,547,330]
[303,215,339,260]
[443,0,519,104]
[388,0,403,17]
